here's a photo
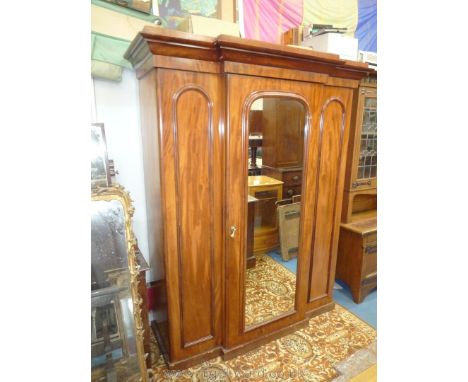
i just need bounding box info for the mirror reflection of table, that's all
[248,176,284,255]
[248,134,263,176]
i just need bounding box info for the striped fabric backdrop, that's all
[243,0,303,43]
[241,0,377,52]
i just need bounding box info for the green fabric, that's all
[92,0,157,21]
[91,32,132,69]
[92,60,123,81]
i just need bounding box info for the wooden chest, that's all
[336,218,377,303]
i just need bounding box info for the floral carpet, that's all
[245,253,296,327]
[149,254,377,381]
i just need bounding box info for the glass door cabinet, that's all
[350,78,377,191]
[341,75,377,223]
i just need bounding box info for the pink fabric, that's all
[243,0,303,44]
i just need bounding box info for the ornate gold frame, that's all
[92,185,149,382]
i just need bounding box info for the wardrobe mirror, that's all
[244,96,307,329]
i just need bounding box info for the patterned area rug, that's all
[245,253,296,327]
[150,307,377,381]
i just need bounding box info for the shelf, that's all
[349,210,376,222]
[341,217,376,235]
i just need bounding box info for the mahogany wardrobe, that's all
[125,27,373,369]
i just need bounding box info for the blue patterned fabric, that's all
[355,0,377,52]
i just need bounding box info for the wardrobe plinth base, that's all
[221,317,310,361]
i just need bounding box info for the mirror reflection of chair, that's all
[277,198,301,262]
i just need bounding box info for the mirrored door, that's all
[244,96,308,330]
[225,74,319,349]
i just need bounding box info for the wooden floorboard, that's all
[349,364,377,382]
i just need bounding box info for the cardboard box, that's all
[281,26,303,46]
[301,32,358,61]
[176,15,240,37]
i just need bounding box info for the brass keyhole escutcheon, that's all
[230,225,237,238]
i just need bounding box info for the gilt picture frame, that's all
[91,185,150,382]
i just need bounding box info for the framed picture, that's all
[91,123,112,189]
[104,0,152,14]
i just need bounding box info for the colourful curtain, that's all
[302,0,358,37]
[355,0,377,52]
[241,0,376,52]
[243,0,303,44]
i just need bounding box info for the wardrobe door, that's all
[157,69,223,364]
[306,85,354,311]
[224,73,321,350]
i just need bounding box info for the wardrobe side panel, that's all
[308,86,353,303]
[138,69,169,352]
[157,69,223,362]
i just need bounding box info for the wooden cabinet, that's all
[337,76,377,303]
[262,166,303,198]
[260,94,305,198]
[336,219,377,303]
[126,27,374,369]
[348,81,377,191]
[262,98,305,168]
[342,77,377,223]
